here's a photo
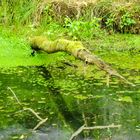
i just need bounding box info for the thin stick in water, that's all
[33,117,48,130]
[23,107,43,121]
[7,87,22,105]
[7,87,48,130]
[70,124,121,140]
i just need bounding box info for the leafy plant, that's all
[119,12,136,33]
[64,17,102,40]
[105,13,116,32]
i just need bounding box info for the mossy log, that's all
[30,36,134,86]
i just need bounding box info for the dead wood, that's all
[29,36,135,86]
[69,124,121,140]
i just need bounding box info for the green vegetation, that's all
[0,0,140,140]
[1,0,140,33]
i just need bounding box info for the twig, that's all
[23,107,43,121]
[70,124,121,140]
[7,87,48,130]
[106,74,110,87]
[83,124,121,130]
[33,117,48,130]
[7,87,22,106]
[70,124,85,140]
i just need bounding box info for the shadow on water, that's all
[0,66,140,139]
[37,66,82,129]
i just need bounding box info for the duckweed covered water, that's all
[0,64,140,140]
[0,33,140,139]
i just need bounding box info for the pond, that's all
[0,32,140,140]
[0,64,140,140]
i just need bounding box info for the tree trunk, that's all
[29,36,134,86]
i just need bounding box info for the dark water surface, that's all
[0,66,140,140]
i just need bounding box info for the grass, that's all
[1,0,140,33]
[0,0,140,70]
[0,24,140,70]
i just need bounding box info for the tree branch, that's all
[7,87,48,130]
[29,36,135,86]
[70,124,121,140]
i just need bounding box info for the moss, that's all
[30,36,135,86]
[30,36,87,57]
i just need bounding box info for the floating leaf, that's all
[0,106,4,110]
[93,95,104,99]
[50,112,54,115]
[19,135,25,139]
[74,95,88,100]
[38,101,46,104]
[118,96,133,103]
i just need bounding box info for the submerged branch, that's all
[23,107,43,121]
[30,36,135,86]
[33,117,48,131]
[7,87,22,106]
[70,124,121,140]
[7,87,48,130]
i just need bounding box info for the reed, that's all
[0,0,140,33]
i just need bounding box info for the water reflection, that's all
[0,66,140,139]
[0,125,71,140]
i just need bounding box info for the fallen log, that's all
[29,36,135,86]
